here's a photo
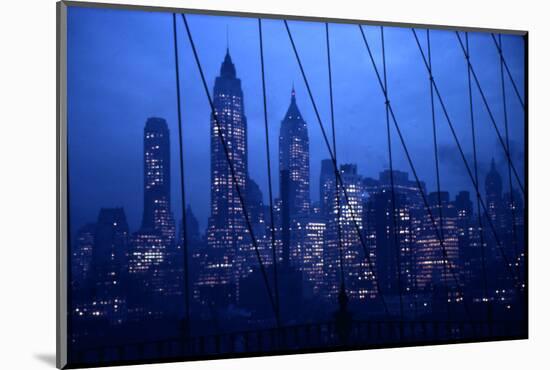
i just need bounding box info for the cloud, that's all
[437,142,492,183]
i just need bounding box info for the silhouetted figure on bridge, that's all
[334,284,352,344]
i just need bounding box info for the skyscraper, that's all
[324,164,372,300]
[485,158,503,229]
[180,206,201,249]
[142,117,176,245]
[279,88,310,271]
[484,159,521,286]
[245,177,271,268]
[279,87,311,220]
[128,231,168,319]
[454,191,477,287]
[206,49,249,302]
[320,159,335,220]
[363,170,424,298]
[129,118,180,320]
[364,188,414,297]
[503,188,525,274]
[415,192,460,294]
[484,158,508,281]
[72,223,95,290]
[285,206,326,298]
[91,208,129,323]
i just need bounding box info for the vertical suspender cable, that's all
[325,23,347,293]
[180,13,278,322]
[284,20,391,318]
[381,26,405,334]
[454,33,525,196]
[359,25,474,322]
[426,29,452,330]
[258,18,282,328]
[172,13,191,332]
[491,34,525,110]
[412,29,521,286]
[498,34,520,275]
[464,32,492,326]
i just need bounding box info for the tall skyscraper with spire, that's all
[206,49,249,302]
[279,87,311,271]
[279,87,311,222]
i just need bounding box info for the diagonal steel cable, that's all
[454,32,525,196]
[284,20,391,318]
[463,31,492,324]
[180,13,278,322]
[425,28,453,327]
[380,26,405,329]
[412,29,521,285]
[491,33,526,110]
[358,25,474,322]
[325,22,347,293]
[497,34,521,276]
[258,18,282,327]
[171,12,191,331]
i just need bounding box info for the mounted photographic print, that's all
[56,1,528,368]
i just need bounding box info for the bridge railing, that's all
[71,319,525,365]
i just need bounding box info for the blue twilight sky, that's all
[67,6,525,236]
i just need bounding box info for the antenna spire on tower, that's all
[226,25,229,51]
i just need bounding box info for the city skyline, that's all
[67,7,525,236]
[65,6,526,366]
[72,49,525,304]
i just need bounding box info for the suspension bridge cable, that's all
[497,34,521,276]
[463,31,492,325]
[284,20,391,318]
[358,24,474,322]
[180,13,278,321]
[411,29,521,285]
[258,18,282,328]
[426,29,453,327]
[325,23,347,292]
[491,33,525,110]
[172,13,191,331]
[415,30,522,284]
[454,32,525,196]
[380,26,405,327]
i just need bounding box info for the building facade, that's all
[141,117,176,246]
[279,87,311,220]
[204,50,250,304]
